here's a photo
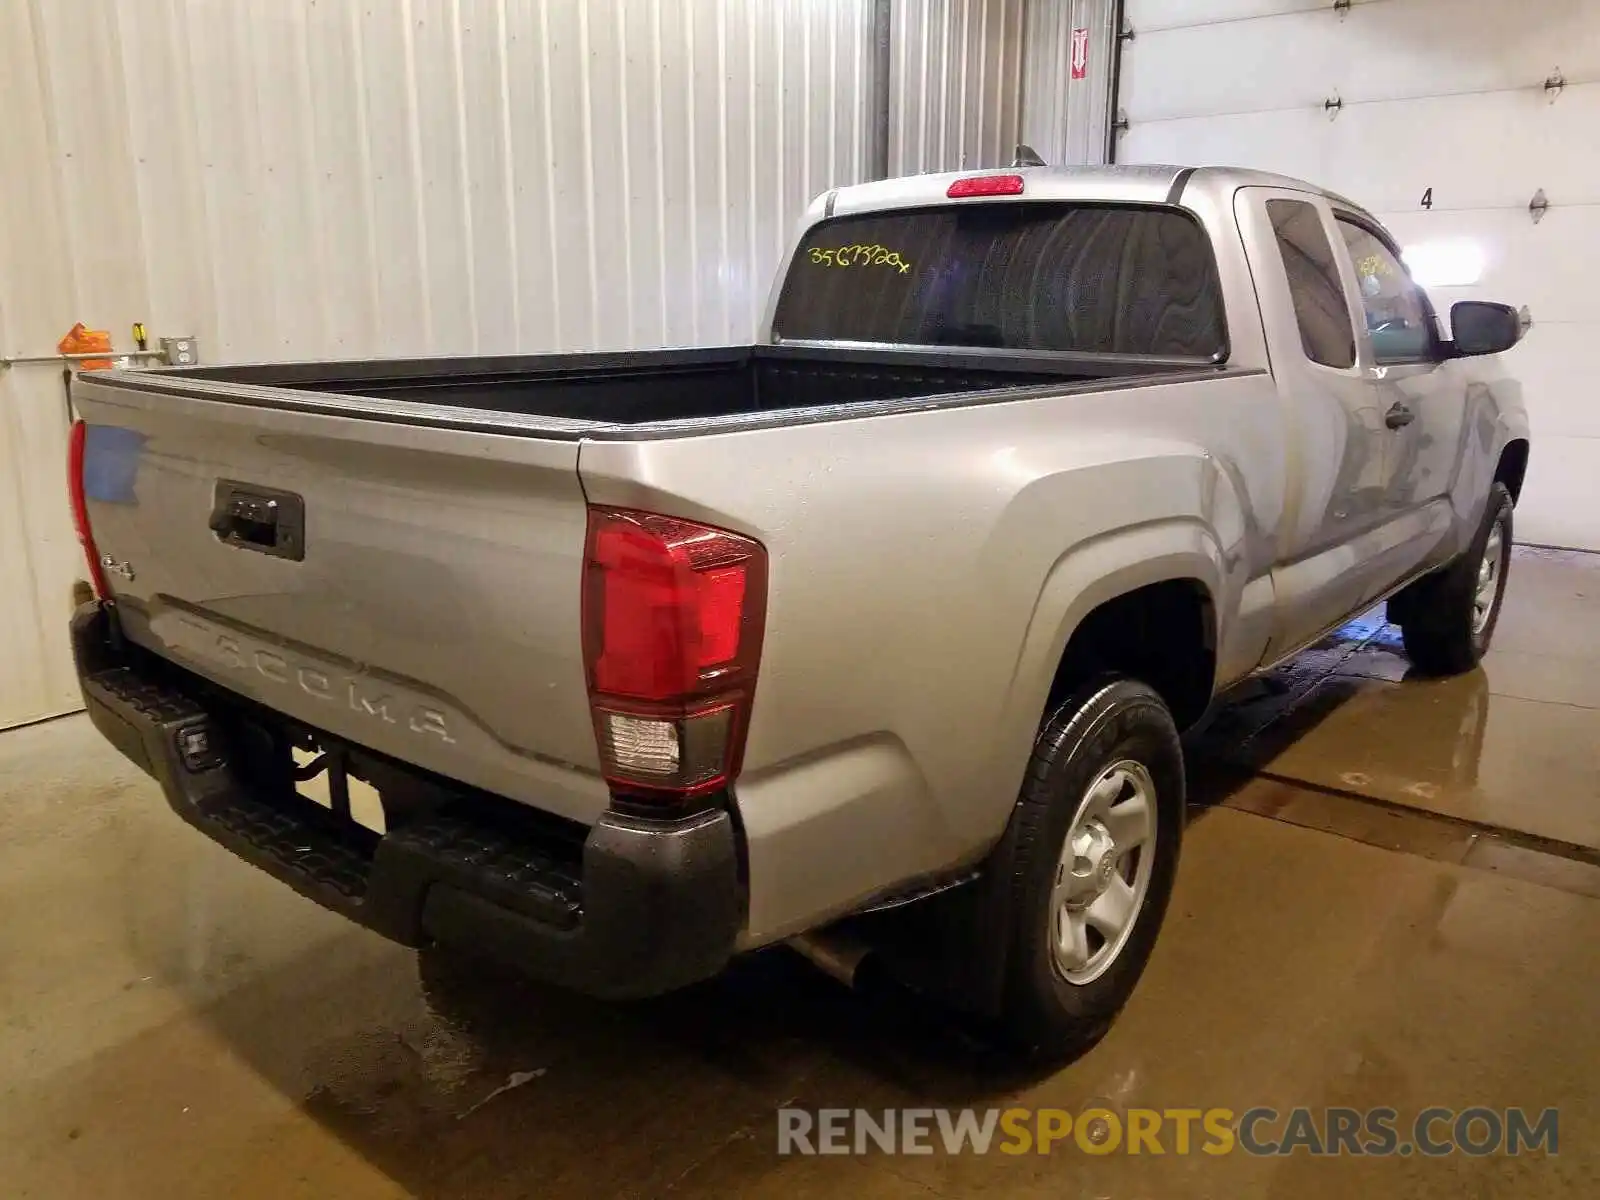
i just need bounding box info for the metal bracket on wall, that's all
[1544,69,1566,102]
[1324,92,1344,119]
[0,349,163,372]
[1113,109,1130,135]
[1529,189,1550,224]
[0,334,199,374]
[1118,23,1136,43]
[1333,0,1351,15]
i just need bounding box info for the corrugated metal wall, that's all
[35,0,881,363]
[0,0,1021,730]
[889,0,1026,175]
[1020,0,1117,166]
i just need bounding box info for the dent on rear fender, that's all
[931,453,1247,853]
[980,521,1238,817]
[995,449,1250,685]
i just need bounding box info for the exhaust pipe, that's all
[788,930,874,989]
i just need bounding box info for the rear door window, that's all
[1267,198,1356,369]
[772,202,1228,360]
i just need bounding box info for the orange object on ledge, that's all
[57,322,114,371]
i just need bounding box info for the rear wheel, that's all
[1397,483,1513,675]
[995,676,1185,1056]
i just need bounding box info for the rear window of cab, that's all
[772,202,1228,360]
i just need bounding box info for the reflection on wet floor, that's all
[1,545,1597,1197]
[1188,547,1600,888]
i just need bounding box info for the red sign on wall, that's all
[1070,27,1090,80]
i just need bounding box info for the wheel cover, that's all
[1473,514,1507,637]
[1049,758,1157,985]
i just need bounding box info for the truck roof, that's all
[823,164,1375,223]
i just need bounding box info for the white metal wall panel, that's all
[0,0,904,729]
[1125,0,1600,125]
[1128,0,1377,29]
[7,0,879,360]
[1020,0,1117,166]
[1121,0,1600,550]
[0,0,93,731]
[889,0,1026,175]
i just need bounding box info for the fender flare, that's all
[984,518,1226,837]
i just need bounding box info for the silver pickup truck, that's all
[69,165,1528,1052]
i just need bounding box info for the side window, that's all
[1268,199,1355,369]
[1336,218,1435,363]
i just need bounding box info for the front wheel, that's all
[995,676,1185,1056]
[1397,483,1513,675]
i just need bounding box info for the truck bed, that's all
[149,344,1192,429]
[69,341,1227,832]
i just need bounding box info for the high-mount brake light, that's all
[947,174,1025,198]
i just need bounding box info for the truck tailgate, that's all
[73,381,609,826]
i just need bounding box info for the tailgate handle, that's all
[210,481,305,561]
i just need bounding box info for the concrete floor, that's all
[3,546,1598,1198]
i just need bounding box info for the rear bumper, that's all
[72,602,744,998]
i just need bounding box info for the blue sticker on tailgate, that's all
[83,424,145,505]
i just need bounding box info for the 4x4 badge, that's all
[99,554,135,582]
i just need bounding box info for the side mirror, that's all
[1450,301,1528,357]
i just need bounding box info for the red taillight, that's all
[947,173,1025,198]
[582,507,767,804]
[68,420,111,600]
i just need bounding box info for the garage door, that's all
[1119,0,1600,550]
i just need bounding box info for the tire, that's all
[995,676,1185,1056]
[1397,483,1513,676]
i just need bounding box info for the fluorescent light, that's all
[1402,240,1486,288]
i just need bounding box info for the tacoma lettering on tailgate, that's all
[173,617,455,745]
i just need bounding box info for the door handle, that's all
[1384,403,1415,430]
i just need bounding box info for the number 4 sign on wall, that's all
[1071,27,1090,80]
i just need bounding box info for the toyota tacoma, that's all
[68,165,1530,1051]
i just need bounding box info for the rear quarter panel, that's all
[580,370,1288,942]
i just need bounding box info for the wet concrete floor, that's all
[2,546,1598,1198]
